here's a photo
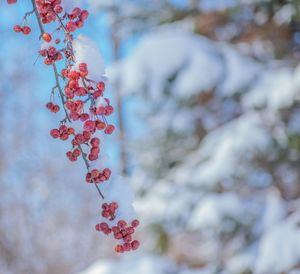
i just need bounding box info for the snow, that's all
[109,30,223,100]
[179,266,217,274]
[217,45,261,96]
[274,4,295,25]
[77,255,176,274]
[105,24,300,274]
[135,183,197,224]
[73,35,106,82]
[261,188,286,230]
[109,29,261,100]
[188,193,243,230]
[255,214,300,274]
[76,254,218,274]
[171,112,270,187]
[226,250,255,274]
[242,66,300,111]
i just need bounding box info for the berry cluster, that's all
[101,202,118,220]
[50,125,74,140]
[96,212,140,253]
[86,168,111,184]
[46,102,60,113]
[66,148,81,162]
[13,25,31,35]
[8,0,140,253]
[35,0,63,24]
[39,47,63,65]
[65,8,89,32]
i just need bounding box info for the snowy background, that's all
[1,0,300,274]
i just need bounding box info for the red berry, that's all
[50,129,60,139]
[104,125,115,134]
[13,25,22,33]
[131,219,140,228]
[53,5,63,13]
[52,105,60,113]
[91,137,100,147]
[97,81,105,91]
[22,26,31,35]
[80,10,89,20]
[131,240,140,250]
[66,22,77,32]
[115,245,124,253]
[42,32,52,42]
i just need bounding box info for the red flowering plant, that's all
[7,0,140,253]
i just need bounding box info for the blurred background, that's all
[1,0,300,274]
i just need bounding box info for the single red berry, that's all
[118,220,127,228]
[46,102,53,109]
[53,5,63,13]
[115,245,124,253]
[22,26,31,35]
[91,137,100,147]
[104,125,115,134]
[131,240,140,250]
[13,25,22,33]
[123,243,132,251]
[50,129,60,139]
[80,10,89,20]
[42,32,52,42]
[52,105,60,113]
[97,81,105,91]
[66,22,77,32]
[131,219,140,228]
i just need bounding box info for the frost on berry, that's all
[8,0,140,253]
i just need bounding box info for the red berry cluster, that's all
[96,216,140,253]
[50,125,74,140]
[13,25,31,35]
[39,47,63,65]
[9,0,140,253]
[66,8,89,32]
[86,137,101,161]
[66,148,81,162]
[101,202,118,220]
[46,102,60,113]
[86,168,111,184]
[35,0,63,24]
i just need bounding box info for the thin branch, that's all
[77,144,105,199]
[52,63,71,122]
[30,0,45,36]
[30,0,105,200]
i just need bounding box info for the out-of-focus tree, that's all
[88,1,300,274]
